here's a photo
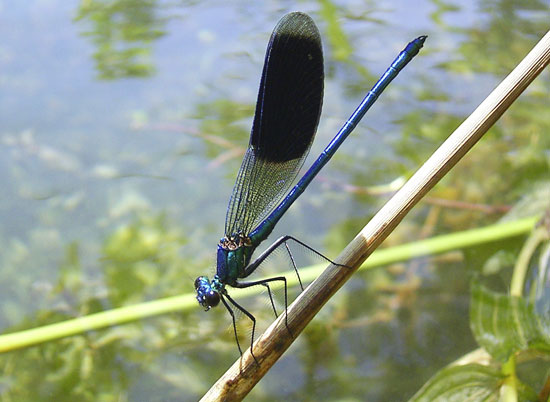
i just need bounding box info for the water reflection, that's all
[75,0,167,79]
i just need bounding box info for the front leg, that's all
[222,292,259,365]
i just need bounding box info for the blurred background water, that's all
[0,0,548,400]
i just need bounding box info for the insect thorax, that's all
[220,233,252,250]
[217,233,254,284]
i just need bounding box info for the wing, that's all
[224,12,324,237]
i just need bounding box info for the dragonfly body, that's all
[194,11,426,360]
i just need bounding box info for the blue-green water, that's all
[0,1,548,400]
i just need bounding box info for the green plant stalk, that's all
[510,225,550,297]
[500,355,518,402]
[503,218,549,400]
[0,215,539,353]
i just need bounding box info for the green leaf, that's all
[470,281,550,362]
[409,364,504,401]
[410,362,540,401]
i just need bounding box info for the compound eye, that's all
[194,276,206,290]
[205,291,220,308]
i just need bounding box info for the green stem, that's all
[0,215,539,353]
[510,225,550,297]
[500,355,518,402]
